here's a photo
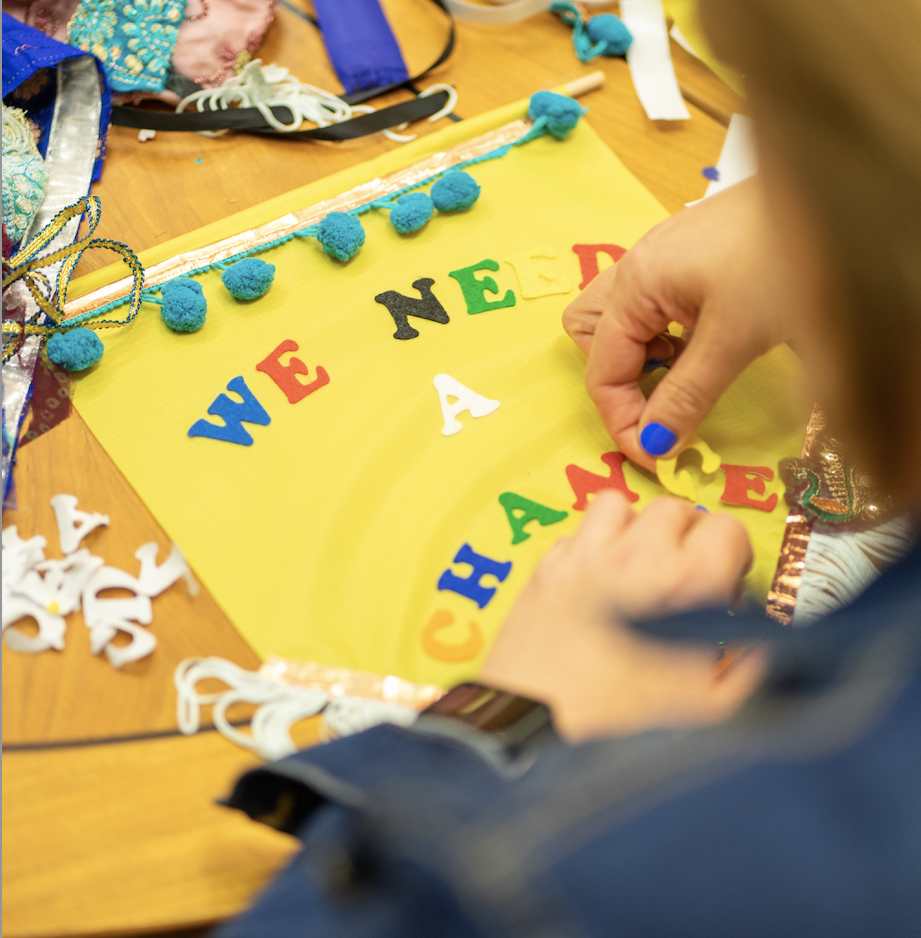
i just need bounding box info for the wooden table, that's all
[2,3,743,935]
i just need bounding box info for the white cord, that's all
[176,62,458,143]
[174,656,417,760]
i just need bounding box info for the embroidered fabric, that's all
[1,105,49,245]
[67,0,186,93]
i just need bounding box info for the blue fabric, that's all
[2,14,111,183]
[215,542,921,937]
[311,0,409,95]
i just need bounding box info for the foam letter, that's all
[374,277,450,340]
[572,244,628,289]
[50,494,109,554]
[720,464,779,512]
[448,259,516,315]
[656,436,722,501]
[504,246,572,298]
[433,373,500,436]
[437,544,512,609]
[566,452,640,511]
[421,609,484,661]
[256,339,330,403]
[498,492,568,544]
[188,376,271,446]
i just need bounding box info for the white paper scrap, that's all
[703,113,757,198]
[50,494,109,554]
[620,0,690,121]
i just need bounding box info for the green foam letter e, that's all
[448,259,516,315]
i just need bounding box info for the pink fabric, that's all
[3,0,277,99]
[3,0,81,42]
[171,0,278,88]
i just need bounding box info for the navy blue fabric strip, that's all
[311,0,410,94]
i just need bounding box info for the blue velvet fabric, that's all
[2,14,111,182]
[214,542,921,938]
[311,0,409,94]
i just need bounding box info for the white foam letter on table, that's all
[97,621,158,668]
[82,566,153,628]
[433,374,501,436]
[2,596,66,652]
[620,0,690,121]
[2,526,47,590]
[51,494,109,554]
[135,542,198,597]
[17,550,104,616]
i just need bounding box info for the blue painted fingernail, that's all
[644,358,668,373]
[640,422,677,456]
[695,505,709,512]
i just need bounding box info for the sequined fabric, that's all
[67,0,186,93]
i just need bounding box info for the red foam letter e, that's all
[719,464,778,512]
[572,244,628,290]
[256,339,330,403]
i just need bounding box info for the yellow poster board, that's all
[69,102,806,688]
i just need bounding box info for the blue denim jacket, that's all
[215,543,921,938]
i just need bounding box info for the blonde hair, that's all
[699,0,921,488]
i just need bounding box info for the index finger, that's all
[584,285,674,470]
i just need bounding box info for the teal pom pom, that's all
[528,90,585,139]
[317,212,365,262]
[160,278,207,332]
[389,193,434,234]
[586,13,632,56]
[222,258,276,300]
[431,171,480,213]
[46,328,104,371]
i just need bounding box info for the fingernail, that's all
[640,422,677,456]
[643,358,668,373]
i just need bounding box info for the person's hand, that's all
[479,491,768,743]
[563,180,788,471]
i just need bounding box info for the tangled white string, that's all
[175,656,418,761]
[176,61,457,142]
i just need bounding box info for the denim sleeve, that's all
[213,721,513,938]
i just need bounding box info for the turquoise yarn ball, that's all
[160,278,207,332]
[528,90,585,139]
[317,212,365,262]
[431,171,480,213]
[389,193,434,234]
[222,258,276,300]
[586,13,632,56]
[46,328,104,371]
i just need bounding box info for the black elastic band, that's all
[111,90,449,139]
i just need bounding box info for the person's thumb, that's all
[635,325,755,463]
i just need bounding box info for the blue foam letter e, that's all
[437,543,512,609]
[188,376,271,446]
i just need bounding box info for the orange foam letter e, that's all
[719,464,778,512]
[572,244,628,290]
[566,452,639,511]
[256,339,330,404]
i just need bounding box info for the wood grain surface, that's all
[2,2,744,935]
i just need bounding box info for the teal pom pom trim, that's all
[389,193,434,234]
[160,278,207,332]
[528,90,586,139]
[431,171,480,213]
[46,328,104,371]
[586,13,632,56]
[317,212,365,262]
[222,258,276,300]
